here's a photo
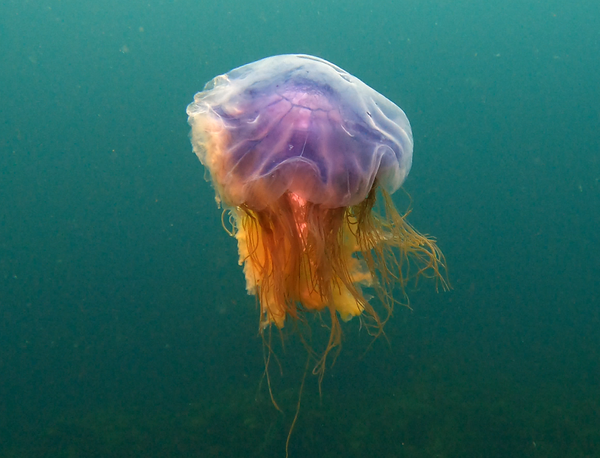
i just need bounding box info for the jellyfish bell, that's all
[187,55,412,211]
[187,54,447,369]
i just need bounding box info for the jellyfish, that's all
[186,55,447,373]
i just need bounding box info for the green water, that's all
[1,0,599,456]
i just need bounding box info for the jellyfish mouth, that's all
[288,192,308,237]
[230,191,376,332]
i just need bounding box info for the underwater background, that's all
[1,0,599,456]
